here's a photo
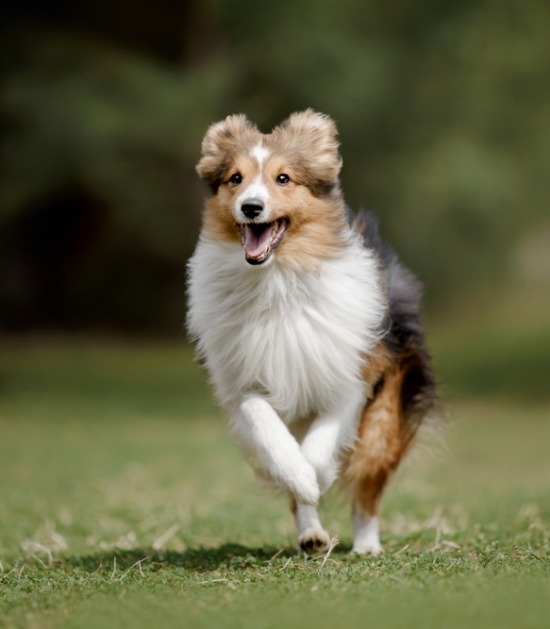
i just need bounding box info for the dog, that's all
[187,110,436,554]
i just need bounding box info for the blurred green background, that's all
[1,0,549,397]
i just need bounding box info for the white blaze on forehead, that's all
[252,143,271,169]
[234,143,272,220]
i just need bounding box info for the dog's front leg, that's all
[229,395,320,505]
[294,389,366,554]
[293,411,348,554]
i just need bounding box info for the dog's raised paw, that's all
[298,527,331,555]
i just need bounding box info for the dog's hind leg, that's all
[345,367,407,555]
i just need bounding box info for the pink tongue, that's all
[244,224,272,258]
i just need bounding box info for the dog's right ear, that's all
[196,115,257,192]
[274,110,342,195]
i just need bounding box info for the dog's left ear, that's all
[276,109,342,183]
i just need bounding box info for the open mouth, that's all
[239,218,287,265]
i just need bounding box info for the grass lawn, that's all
[0,337,549,628]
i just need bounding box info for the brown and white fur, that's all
[187,110,436,554]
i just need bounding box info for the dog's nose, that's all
[241,199,264,219]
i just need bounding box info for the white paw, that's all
[298,527,331,555]
[352,511,382,555]
[351,541,383,556]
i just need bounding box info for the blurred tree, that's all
[1,0,548,331]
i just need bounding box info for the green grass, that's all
[0,338,549,628]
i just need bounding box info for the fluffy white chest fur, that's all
[187,229,386,422]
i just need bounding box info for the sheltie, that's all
[187,110,436,554]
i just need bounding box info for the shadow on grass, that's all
[59,544,294,573]
[58,541,355,574]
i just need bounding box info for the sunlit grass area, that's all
[1,336,549,628]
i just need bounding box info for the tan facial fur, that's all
[197,110,349,269]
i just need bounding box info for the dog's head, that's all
[196,110,347,268]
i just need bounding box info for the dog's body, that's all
[187,110,436,554]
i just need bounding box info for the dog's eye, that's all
[276,173,290,185]
[229,173,242,185]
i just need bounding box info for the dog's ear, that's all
[196,115,258,191]
[276,110,342,185]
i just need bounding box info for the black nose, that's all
[241,200,264,219]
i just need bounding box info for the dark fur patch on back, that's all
[353,209,437,441]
